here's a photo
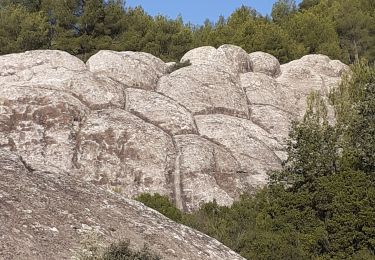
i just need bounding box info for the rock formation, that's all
[0,149,244,260]
[0,45,348,259]
[0,46,348,212]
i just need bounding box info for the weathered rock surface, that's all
[196,114,282,186]
[125,88,197,135]
[174,134,243,211]
[76,109,176,198]
[277,54,349,117]
[0,50,125,109]
[0,46,349,258]
[157,65,249,119]
[181,44,251,74]
[240,72,296,144]
[0,149,245,260]
[87,50,168,90]
[248,51,281,77]
[0,47,348,215]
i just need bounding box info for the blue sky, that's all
[125,0,303,25]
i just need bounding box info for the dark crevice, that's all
[18,155,35,173]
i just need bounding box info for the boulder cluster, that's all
[0,45,348,211]
[0,45,348,259]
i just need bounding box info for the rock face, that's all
[0,149,245,260]
[0,46,348,215]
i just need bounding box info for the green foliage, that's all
[271,0,297,23]
[0,5,49,54]
[331,62,375,174]
[276,92,338,191]
[80,238,161,260]
[136,193,183,222]
[99,242,161,260]
[1,0,374,63]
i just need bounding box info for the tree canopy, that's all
[1,0,374,63]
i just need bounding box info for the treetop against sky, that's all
[126,0,303,24]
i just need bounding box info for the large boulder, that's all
[181,44,252,74]
[277,54,348,117]
[0,149,245,260]
[240,72,296,144]
[0,87,89,173]
[125,88,197,135]
[87,50,168,91]
[195,114,282,187]
[248,51,281,77]
[0,50,125,109]
[75,109,176,199]
[174,134,243,211]
[157,65,249,119]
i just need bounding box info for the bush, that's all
[136,193,183,222]
[79,236,161,260]
[100,241,161,260]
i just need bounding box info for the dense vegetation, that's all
[79,236,161,260]
[0,0,374,63]
[137,63,375,260]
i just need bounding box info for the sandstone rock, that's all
[174,134,243,211]
[181,46,217,65]
[0,86,88,173]
[195,114,282,187]
[277,54,349,117]
[87,50,168,90]
[76,109,176,199]
[0,50,125,109]
[248,51,281,77]
[0,149,245,260]
[125,88,197,135]
[240,72,295,142]
[181,44,251,74]
[277,54,348,94]
[157,65,249,119]
[0,47,347,212]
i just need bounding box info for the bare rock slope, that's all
[0,46,348,212]
[0,149,244,260]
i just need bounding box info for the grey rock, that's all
[0,86,89,173]
[175,134,243,211]
[277,54,349,117]
[181,44,251,74]
[0,47,347,213]
[157,64,249,118]
[0,149,245,260]
[240,72,295,143]
[165,61,177,73]
[76,109,176,199]
[125,88,197,135]
[248,51,281,77]
[87,50,168,90]
[0,50,125,109]
[195,114,282,187]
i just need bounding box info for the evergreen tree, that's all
[271,0,297,24]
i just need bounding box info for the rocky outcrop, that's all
[180,44,252,73]
[0,149,245,260]
[0,46,348,214]
[86,50,168,90]
[157,65,249,119]
[248,51,281,77]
